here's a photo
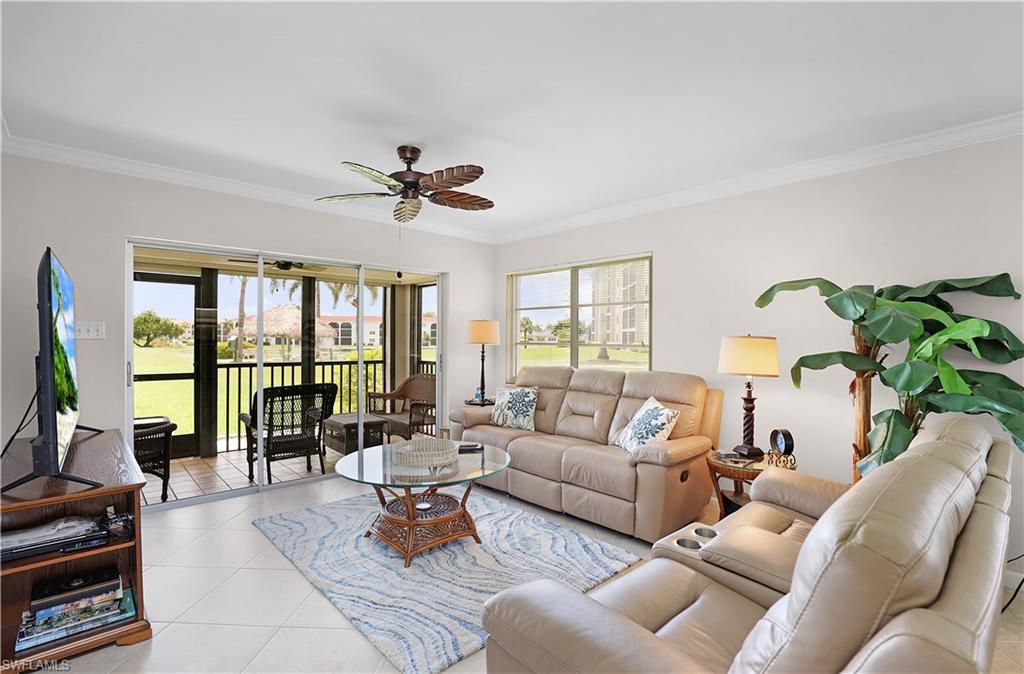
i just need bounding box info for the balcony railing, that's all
[417,360,436,375]
[219,359,386,452]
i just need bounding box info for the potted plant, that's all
[756,274,1024,480]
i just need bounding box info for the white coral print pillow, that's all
[489,386,538,431]
[615,397,680,454]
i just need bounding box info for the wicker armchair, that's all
[367,374,436,439]
[240,383,338,484]
[133,419,176,502]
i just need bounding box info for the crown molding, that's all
[3,112,1020,246]
[492,111,1024,244]
[0,132,492,244]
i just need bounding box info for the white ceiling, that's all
[3,3,1022,243]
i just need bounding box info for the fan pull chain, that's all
[396,222,404,279]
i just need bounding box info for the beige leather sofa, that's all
[483,417,1013,673]
[449,366,724,542]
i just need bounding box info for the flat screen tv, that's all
[38,248,81,472]
[1,248,100,493]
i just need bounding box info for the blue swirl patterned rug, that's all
[253,487,640,674]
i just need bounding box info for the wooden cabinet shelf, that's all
[1,540,136,577]
[0,430,151,672]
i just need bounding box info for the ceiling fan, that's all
[226,258,327,272]
[315,145,494,223]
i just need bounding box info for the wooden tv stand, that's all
[0,429,150,671]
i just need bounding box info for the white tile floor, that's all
[66,476,1023,673]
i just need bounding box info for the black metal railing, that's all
[417,361,436,375]
[220,359,386,452]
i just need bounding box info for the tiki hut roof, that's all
[236,304,334,339]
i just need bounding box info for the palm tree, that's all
[232,275,249,362]
[337,282,380,310]
[520,316,536,348]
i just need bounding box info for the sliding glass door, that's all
[131,243,444,506]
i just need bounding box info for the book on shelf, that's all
[33,584,124,622]
[30,567,121,612]
[15,587,136,652]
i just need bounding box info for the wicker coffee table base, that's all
[366,483,481,567]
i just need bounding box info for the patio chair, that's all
[367,373,436,439]
[240,383,338,484]
[133,418,176,502]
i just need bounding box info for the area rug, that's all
[252,487,640,674]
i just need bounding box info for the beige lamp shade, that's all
[468,319,501,345]
[718,336,779,377]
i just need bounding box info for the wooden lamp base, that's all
[735,379,763,459]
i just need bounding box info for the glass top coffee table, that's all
[335,438,510,566]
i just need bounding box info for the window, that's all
[510,257,651,372]
[339,321,353,346]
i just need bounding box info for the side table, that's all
[463,399,495,407]
[324,413,390,455]
[706,450,797,519]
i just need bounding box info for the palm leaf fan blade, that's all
[394,199,422,223]
[314,192,392,203]
[419,165,484,191]
[428,190,494,211]
[340,162,403,190]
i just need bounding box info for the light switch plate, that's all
[76,321,106,340]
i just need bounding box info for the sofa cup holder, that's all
[675,538,703,550]
[694,527,718,539]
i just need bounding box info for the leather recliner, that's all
[483,416,1013,673]
[450,366,724,542]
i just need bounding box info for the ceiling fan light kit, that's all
[315,145,494,224]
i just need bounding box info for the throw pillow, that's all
[615,397,680,454]
[490,386,538,431]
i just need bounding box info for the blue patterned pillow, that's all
[490,386,538,431]
[615,397,680,454]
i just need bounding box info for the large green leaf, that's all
[876,284,909,301]
[993,412,1024,450]
[894,274,1021,301]
[921,392,1018,416]
[973,386,1024,413]
[790,351,885,388]
[824,285,875,320]
[909,318,990,360]
[935,356,971,395]
[959,369,1024,392]
[874,298,955,328]
[924,391,1024,450]
[880,361,937,395]
[950,314,1024,364]
[879,285,956,312]
[755,278,843,308]
[858,409,914,475]
[861,305,922,343]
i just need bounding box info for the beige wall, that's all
[3,138,1022,570]
[496,137,1024,569]
[1,154,496,438]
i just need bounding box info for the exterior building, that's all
[590,263,651,346]
[320,314,385,347]
[170,318,194,343]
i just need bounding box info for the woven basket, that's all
[392,438,459,468]
[391,462,460,484]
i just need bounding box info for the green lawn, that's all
[133,346,382,442]
[517,344,649,370]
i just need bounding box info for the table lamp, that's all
[718,335,779,458]
[468,320,500,403]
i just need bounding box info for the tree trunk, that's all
[851,326,874,483]
[234,276,248,362]
[852,373,872,483]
